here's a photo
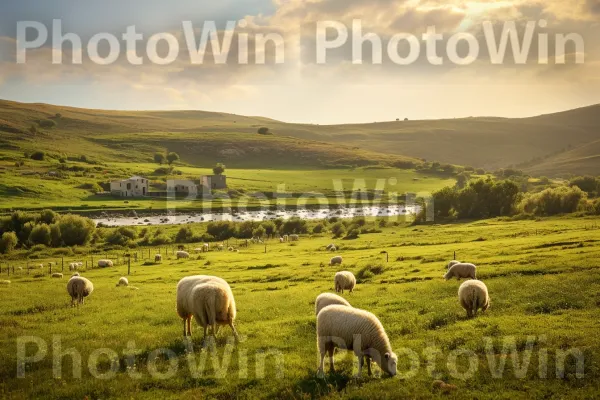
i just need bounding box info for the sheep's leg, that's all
[187,318,192,336]
[182,319,187,337]
[365,356,372,376]
[328,344,335,373]
[229,322,240,342]
[202,326,208,348]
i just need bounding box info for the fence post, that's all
[453,251,456,260]
[61,257,64,272]
[264,243,267,253]
[91,255,94,267]
[128,256,131,276]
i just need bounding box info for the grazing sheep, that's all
[458,280,489,318]
[176,275,235,337]
[75,262,83,268]
[98,259,114,268]
[71,272,80,277]
[176,251,190,259]
[155,254,162,262]
[444,263,476,280]
[447,260,461,269]
[194,248,204,253]
[290,234,299,241]
[202,243,209,252]
[329,256,343,266]
[317,305,398,377]
[326,244,337,252]
[67,276,94,306]
[188,281,239,343]
[69,262,77,271]
[117,277,129,287]
[334,271,356,294]
[279,237,284,243]
[228,246,234,252]
[315,293,351,316]
[51,273,63,278]
[282,235,288,242]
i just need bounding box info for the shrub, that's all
[356,264,385,282]
[175,226,195,243]
[79,182,103,194]
[252,225,266,238]
[30,151,45,161]
[38,119,56,129]
[150,235,172,246]
[520,186,586,216]
[39,209,58,225]
[0,232,18,254]
[206,221,236,241]
[570,176,599,194]
[57,214,96,246]
[261,221,276,236]
[312,223,325,234]
[213,163,225,175]
[236,221,257,239]
[166,152,180,165]
[50,223,62,247]
[105,227,137,246]
[257,127,270,135]
[154,153,165,165]
[344,227,360,239]
[28,224,51,246]
[281,217,308,234]
[331,222,346,238]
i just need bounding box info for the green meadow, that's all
[1,216,599,399]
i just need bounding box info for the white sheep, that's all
[202,243,209,252]
[279,237,284,243]
[67,276,94,306]
[290,234,299,241]
[315,293,351,316]
[176,251,190,259]
[155,254,162,262]
[76,262,83,268]
[447,260,461,269]
[188,281,239,343]
[282,234,289,242]
[444,263,476,280]
[117,277,129,287]
[334,271,356,294]
[326,244,337,252]
[176,275,235,337]
[51,273,63,278]
[329,256,343,266]
[71,272,80,277]
[458,279,490,318]
[69,262,77,271]
[98,259,113,268]
[317,305,398,377]
[217,244,224,251]
[194,248,204,253]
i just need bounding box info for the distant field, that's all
[1,216,599,399]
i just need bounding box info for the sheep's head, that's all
[443,272,451,280]
[381,352,398,376]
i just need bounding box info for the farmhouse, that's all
[110,176,149,197]
[201,174,227,190]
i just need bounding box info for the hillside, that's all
[1,99,599,176]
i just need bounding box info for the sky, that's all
[0,0,598,123]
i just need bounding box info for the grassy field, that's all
[1,216,599,399]
[2,99,599,176]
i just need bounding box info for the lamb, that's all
[69,262,77,271]
[155,254,162,262]
[188,281,239,343]
[315,293,351,316]
[447,260,461,269]
[202,243,209,252]
[176,275,236,338]
[51,273,63,278]
[67,276,94,306]
[71,272,80,277]
[176,251,190,259]
[334,271,356,294]
[444,263,476,280]
[458,279,490,317]
[326,244,337,252]
[317,305,398,377]
[117,277,129,287]
[329,256,343,266]
[98,259,113,268]
[282,234,288,242]
[289,234,299,241]
[279,237,284,243]
[228,246,234,252]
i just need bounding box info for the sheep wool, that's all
[176,251,190,259]
[290,234,299,241]
[98,259,113,268]
[334,271,356,294]
[329,256,343,266]
[317,305,398,377]
[315,293,351,316]
[189,281,239,342]
[51,273,63,278]
[117,277,129,287]
[71,272,80,277]
[67,276,94,306]
[155,254,162,262]
[444,263,476,280]
[447,260,461,269]
[458,279,489,317]
[176,275,235,337]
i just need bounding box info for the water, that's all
[93,205,420,227]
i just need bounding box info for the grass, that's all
[1,215,600,399]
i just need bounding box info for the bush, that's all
[206,221,236,241]
[166,152,180,165]
[344,227,360,239]
[312,223,325,234]
[30,151,45,161]
[520,186,586,216]
[213,163,225,175]
[0,232,18,254]
[331,222,346,238]
[175,226,195,243]
[105,227,137,246]
[252,226,266,238]
[79,182,103,194]
[39,209,58,225]
[236,221,257,239]
[58,214,96,246]
[257,127,270,135]
[570,176,599,194]
[50,223,62,247]
[29,224,51,246]
[261,221,276,236]
[38,119,57,129]
[281,217,308,234]
[150,235,172,246]
[154,153,165,165]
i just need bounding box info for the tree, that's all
[0,232,18,254]
[252,225,266,238]
[154,153,165,165]
[213,163,225,175]
[58,215,96,246]
[29,224,51,246]
[257,127,270,135]
[331,222,346,238]
[30,151,45,161]
[570,176,599,194]
[166,152,180,165]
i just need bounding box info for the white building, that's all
[110,176,149,197]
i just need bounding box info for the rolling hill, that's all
[0,99,599,176]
